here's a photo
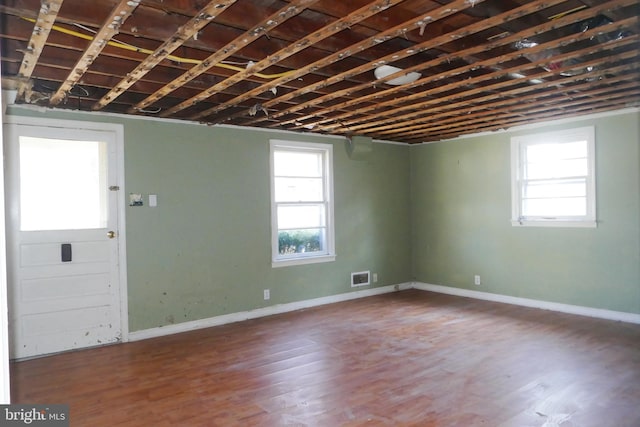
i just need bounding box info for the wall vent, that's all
[351,271,370,287]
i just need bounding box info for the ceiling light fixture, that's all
[374,65,421,86]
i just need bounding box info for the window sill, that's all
[511,219,597,228]
[272,254,336,268]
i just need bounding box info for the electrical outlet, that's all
[373,273,378,283]
[263,289,270,300]
[474,275,481,286]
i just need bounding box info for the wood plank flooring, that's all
[10,290,640,426]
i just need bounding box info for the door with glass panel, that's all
[4,122,122,359]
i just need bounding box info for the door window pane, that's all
[20,137,108,231]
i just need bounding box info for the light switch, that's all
[149,194,158,207]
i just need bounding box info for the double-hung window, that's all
[511,126,596,227]
[270,140,335,267]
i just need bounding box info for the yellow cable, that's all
[548,5,587,20]
[22,17,293,79]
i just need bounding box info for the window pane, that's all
[277,205,325,229]
[274,150,323,177]
[526,158,587,179]
[275,177,323,202]
[526,141,587,163]
[278,228,325,255]
[524,180,586,199]
[20,137,108,231]
[523,197,586,217]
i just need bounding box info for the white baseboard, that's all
[129,282,413,341]
[412,282,640,324]
[129,280,639,342]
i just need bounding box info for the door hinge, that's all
[109,186,120,191]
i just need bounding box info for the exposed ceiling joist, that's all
[1,0,637,143]
[387,77,640,141]
[92,0,238,110]
[49,0,141,105]
[338,46,639,137]
[362,56,639,141]
[249,0,568,129]
[128,0,321,114]
[190,0,489,122]
[164,0,409,119]
[283,0,639,134]
[15,0,64,102]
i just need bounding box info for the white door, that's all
[4,119,125,359]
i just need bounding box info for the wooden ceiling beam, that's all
[15,0,64,102]
[408,97,640,143]
[336,48,639,137]
[49,0,141,105]
[372,75,640,137]
[277,0,637,131]
[355,43,639,136]
[1,0,637,142]
[129,0,320,114]
[306,14,639,133]
[348,59,639,139]
[238,0,556,128]
[92,0,238,110]
[578,0,631,23]
[384,76,640,139]
[7,61,301,111]
[426,89,640,139]
[141,0,438,65]
[405,82,640,141]
[1,1,339,70]
[309,0,503,68]
[3,19,346,100]
[248,0,576,128]
[170,0,409,120]
[190,0,490,123]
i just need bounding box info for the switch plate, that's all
[149,194,158,207]
[373,273,378,283]
[263,289,270,300]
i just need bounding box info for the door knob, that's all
[107,231,116,239]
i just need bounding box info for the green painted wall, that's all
[410,111,640,314]
[122,121,412,331]
[5,107,412,331]
[5,106,638,330]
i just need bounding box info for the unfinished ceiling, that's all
[1,0,638,143]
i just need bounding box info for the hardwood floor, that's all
[10,290,640,426]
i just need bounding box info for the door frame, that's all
[4,115,129,346]
[1,92,10,402]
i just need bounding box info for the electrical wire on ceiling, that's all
[21,17,294,79]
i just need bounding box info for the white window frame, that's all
[270,139,335,267]
[510,126,596,228]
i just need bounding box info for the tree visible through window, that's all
[270,140,335,267]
